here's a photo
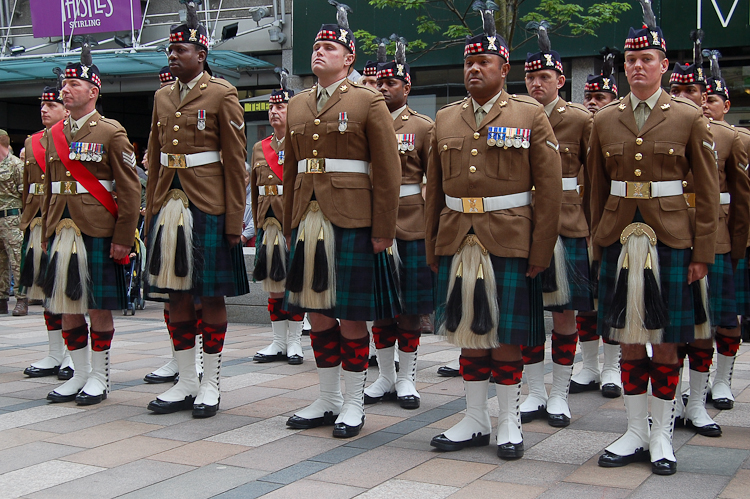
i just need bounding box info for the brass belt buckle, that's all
[33,183,44,195]
[265,185,278,196]
[168,154,187,169]
[306,158,325,173]
[62,181,77,195]
[462,197,485,213]
[625,181,651,199]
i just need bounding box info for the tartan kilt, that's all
[146,203,250,299]
[434,254,545,347]
[46,228,127,310]
[396,238,434,316]
[735,249,750,317]
[598,241,696,344]
[283,224,398,321]
[545,235,595,313]
[708,252,738,328]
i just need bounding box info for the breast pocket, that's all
[654,142,685,175]
[559,142,581,175]
[327,121,362,158]
[602,142,624,177]
[157,116,169,145]
[484,146,521,180]
[187,116,205,147]
[438,137,464,180]
[290,123,306,158]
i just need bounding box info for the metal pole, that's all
[209,0,224,42]
[136,0,150,47]
[1,0,17,57]
[129,0,135,50]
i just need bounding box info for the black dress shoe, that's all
[430,432,490,451]
[253,351,287,363]
[601,383,622,398]
[598,448,649,467]
[713,398,734,410]
[76,390,106,405]
[333,416,365,438]
[497,442,524,460]
[398,395,420,409]
[364,391,397,405]
[286,411,338,429]
[686,420,722,437]
[143,372,178,384]
[47,390,78,403]
[302,327,311,336]
[193,400,219,418]
[24,365,60,377]
[58,367,74,380]
[288,355,303,366]
[369,355,378,367]
[569,379,599,394]
[547,412,570,427]
[652,458,677,475]
[521,405,546,424]
[147,395,195,414]
[437,366,460,377]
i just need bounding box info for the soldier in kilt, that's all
[668,39,750,437]
[282,2,402,438]
[144,1,249,419]
[701,52,750,412]
[251,71,305,366]
[20,86,75,380]
[144,66,204,386]
[363,38,434,410]
[43,47,142,406]
[572,50,624,399]
[426,4,561,460]
[591,2,719,475]
[520,24,596,428]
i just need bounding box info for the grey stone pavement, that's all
[1,298,750,498]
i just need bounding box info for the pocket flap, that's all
[438,137,464,152]
[330,173,372,189]
[603,143,624,157]
[654,142,685,156]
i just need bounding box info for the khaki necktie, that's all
[634,101,650,131]
[475,107,486,128]
[180,83,190,102]
[69,120,78,136]
[317,87,329,113]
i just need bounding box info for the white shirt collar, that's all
[391,105,408,120]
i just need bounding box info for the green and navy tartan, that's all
[435,254,545,347]
[284,224,398,321]
[146,175,249,299]
[598,241,696,343]
[734,250,750,316]
[396,238,434,316]
[545,235,594,313]
[46,229,127,310]
[708,252,738,328]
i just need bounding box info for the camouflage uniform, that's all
[0,152,24,300]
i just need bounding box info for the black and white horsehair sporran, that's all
[19,217,46,300]
[441,234,500,350]
[147,189,194,291]
[286,201,336,310]
[542,235,571,307]
[254,217,287,293]
[44,218,90,314]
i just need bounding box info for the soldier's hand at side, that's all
[41,240,47,253]
[110,243,130,261]
[526,265,545,279]
[372,237,393,254]
[226,235,241,247]
[688,262,708,284]
[430,263,439,273]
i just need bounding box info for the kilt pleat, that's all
[708,252,738,328]
[598,241,696,344]
[396,238,434,316]
[734,250,750,317]
[435,254,544,346]
[545,235,594,313]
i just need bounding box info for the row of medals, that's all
[488,132,530,149]
[399,142,415,152]
[69,143,103,162]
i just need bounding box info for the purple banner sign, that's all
[30,0,143,38]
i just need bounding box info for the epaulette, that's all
[356,84,379,95]
[711,119,735,132]
[669,95,701,111]
[441,98,466,111]
[98,117,122,129]
[598,99,622,112]
[407,108,434,124]
[565,102,590,115]
[509,94,543,107]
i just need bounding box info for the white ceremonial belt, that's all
[720,192,731,205]
[400,184,422,197]
[297,158,369,174]
[445,191,532,214]
[259,185,283,196]
[160,151,221,169]
[28,183,44,195]
[51,180,113,195]
[562,177,579,191]
[610,180,683,199]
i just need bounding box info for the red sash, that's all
[31,132,46,173]
[260,136,283,181]
[50,121,118,219]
